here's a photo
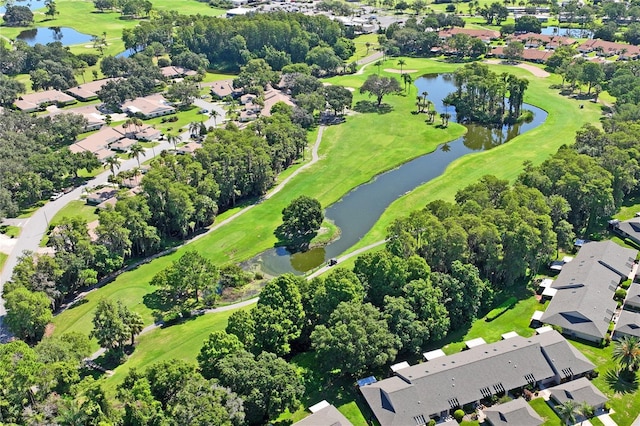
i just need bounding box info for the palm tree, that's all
[557,400,578,425]
[375,60,383,75]
[613,335,640,372]
[104,155,121,178]
[189,121,201,137]
[209,109,220,128]
[401,73,413,94]
[365,41,371,54]
[440,112,451,127]
[56,399,89,426]
[577,402,594,425]
[167,133,181,150]
[128,143,145,167]
[126,311,144,345]
[397,58,406,74]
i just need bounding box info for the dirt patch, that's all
[384,68,418,74]
[44,323,55,338]
[484,59,550,78]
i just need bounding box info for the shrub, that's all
[621,279,631,290]
[428,420,436,426]
[453,409,465,423]
[615,288,627,301]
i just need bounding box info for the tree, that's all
[151,250,220,305]
[613,335,640,371]
[4,287,53,343]
[280,195,324,238]
[167,81,199,107]
[44,0,59,19]
[0,74,25,107]
[128,143,145,167]
[557,400,579,425]
[515,15,542,33]
[167,133,181,150]
[234,59,277,91]
[198,331,245,379]
[323,85,352,115]
[360,74,403,107]
[104,155,121,178]
[580,62,604,95]
[91,299,130,352]
[312,268,364,324]
[577,402,594,423]
[397,58,406,74]
[214,351,304,425]
[504,41,524,62]
[2,5,34,26]
[252,274,305,356]
[311,301,400,376]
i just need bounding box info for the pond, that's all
[0,0,47,13]
[16,27,93,46]
[541,26,593,38]
[248,74,548,276]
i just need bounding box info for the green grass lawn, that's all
[49,199,99,226]
[101,305,250,395]
[0,252,7,273]
[569,340,640,426]
[529,398,563,426]
[53,59,468,335]
[145,105,204,136]
[345,57,603,254]
[347,33,380,63]
[431,287,547,355]
[281,352,369,426]
[0,225,21,238]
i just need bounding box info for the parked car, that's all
[199,109,209,114]
[50,192,63,201]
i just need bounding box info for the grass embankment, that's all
[101,305,251,394]
[343,57,603,253]
[0,225,21,238]
[53,59,468,338]
[0,253,7,272]
[571,340,640,426]
[529,398,563,426]
[40,200,100,246]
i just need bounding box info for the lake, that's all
[248,74,548,275]
[16,27,93,46]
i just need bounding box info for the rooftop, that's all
[483,398,543,426]
[614,309,640,339]
[548,377,607,407]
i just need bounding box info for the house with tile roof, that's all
[360,331,594,425]
[540,241,637,343]
[122,94,175,119]
[15,90,77,112]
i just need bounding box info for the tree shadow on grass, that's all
[604,368,639,394]
[143,289,175,322]
[353,100,393,114]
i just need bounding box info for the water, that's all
[251,74,548,276]
[16,27,93,46]
[0,0,47,13]
[541,26,593,38]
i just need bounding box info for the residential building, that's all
[578,39,640,58]
[610,217,640,246]
[625,283,640,311]
[69,126,123,160]
[613,309,640,339]
[86,187,118,205]
[548,377,607,409]
[483,398,543,426]
[122,94,175,119]
[15,90,77,112]
[292,401,353,426]
[159,66,198,80]
[210,79,241,99]
[65,78,119,101]
[540,241,637,343]
[110,137,137,152]
[177,141,201,155]
[360,330,594,425]
[438,27,500,43]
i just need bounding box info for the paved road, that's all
[0,101,228,335]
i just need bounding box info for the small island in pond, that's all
[444,62,530,125]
